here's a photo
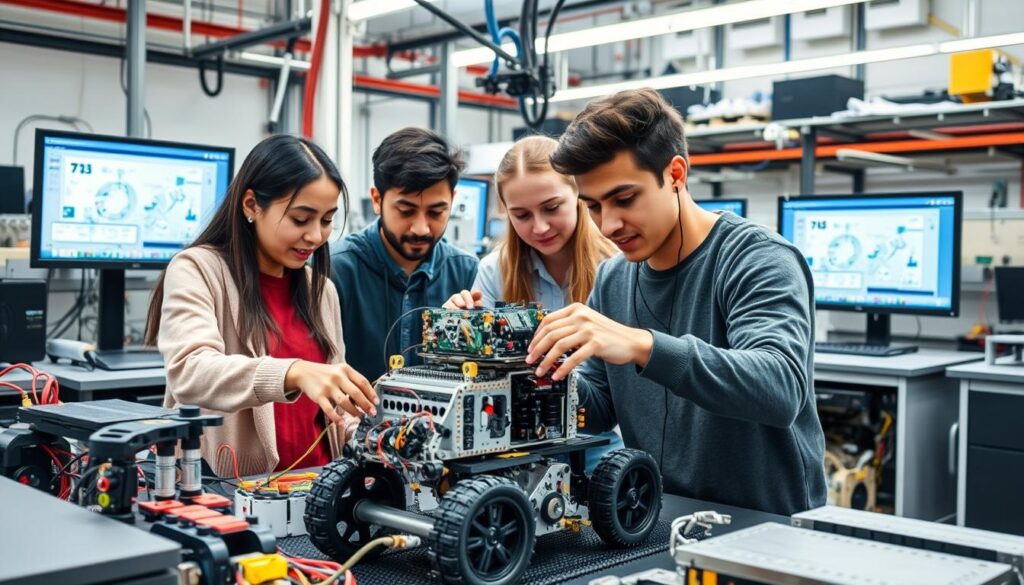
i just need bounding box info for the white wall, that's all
[1,43,270,186]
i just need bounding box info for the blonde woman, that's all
[445,135,623,471]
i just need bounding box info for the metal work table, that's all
[0,361,167,423]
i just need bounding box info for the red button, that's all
[483,404,495,416]
[18,475,29,485]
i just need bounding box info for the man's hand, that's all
[442,289,483,310]
[526,303,654,381]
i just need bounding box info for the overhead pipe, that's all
[2,0,448,63]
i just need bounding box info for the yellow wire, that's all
[265,425,331,486]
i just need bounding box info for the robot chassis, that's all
[304,305,664,585]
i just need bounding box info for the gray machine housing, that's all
[792,505,1024,575]
[674,523,1016,585]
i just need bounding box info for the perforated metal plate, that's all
[279,518,693,585]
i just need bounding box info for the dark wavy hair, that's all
[550,88,688,186]
[145,134,347,360]
[372,127,465,196]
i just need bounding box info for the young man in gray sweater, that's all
[527,88,827,515]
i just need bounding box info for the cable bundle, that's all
[0,362,60,406]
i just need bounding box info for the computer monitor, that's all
[995,267,1024,324]
[31,129,234,354]
[447,177,489,255]
[696,198,747,217]
[0,165,26,214]
[778,192,962,352]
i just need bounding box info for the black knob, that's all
[164,514,179,524]
[195,525,212,536]
[179,405,201,418]
[246,515,258,525]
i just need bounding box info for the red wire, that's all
[217,443,243,482]
[40,445,70,498]
[301,0,331,138]
[0,363,60,405]
[345,570,356,585]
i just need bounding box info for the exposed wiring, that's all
[12,114,94,166]
[0,363,60,406]
[321,535,420,583]
[267,424,332,485]
[669,511,731,556]
[217,443,243,483]
[199,56,226,97]
[381,306,435,371]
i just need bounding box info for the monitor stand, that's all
[94,269,163,371]
[816,314,919,358]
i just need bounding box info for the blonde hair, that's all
[494,135,617,306]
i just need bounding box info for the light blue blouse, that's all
[472,248,568,311]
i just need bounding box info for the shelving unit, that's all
[685,99,1024,195]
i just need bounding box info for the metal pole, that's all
[339,0,354,183]
[183,0,192,53]
[712,0,724,95]
[963,0,979,38]
[853,2,866,81]
[439,41,458,140]
[126,0,146,137]
[800,126,817,195]
[354,501,436,538]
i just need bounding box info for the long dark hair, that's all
[145,134,348,360]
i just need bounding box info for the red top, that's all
[260,272,332,472]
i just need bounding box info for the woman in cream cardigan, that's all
[146,135,376,477]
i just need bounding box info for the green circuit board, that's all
[420,304,545,359]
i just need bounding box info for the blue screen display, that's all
[35,134,232,266]
[448,178,489,254]
[696,198,746,217]
[778,194,959,313]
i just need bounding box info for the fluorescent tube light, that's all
[452,0,871,67]
[348,0,437,22]
[938,31,1024,53]
[549,43,937,103]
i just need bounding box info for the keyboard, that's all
[815,342,918,357]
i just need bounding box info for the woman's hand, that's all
[285,361,378,425]
[442,289,483,310]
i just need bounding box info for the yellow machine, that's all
[950,49,1015,103]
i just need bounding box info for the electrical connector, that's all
[390,534,422,549]
[669,510,732,556]
[237,553,289,584]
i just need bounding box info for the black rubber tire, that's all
[588,448,663,547]
[304,459,407,562]
[429,475,536,585]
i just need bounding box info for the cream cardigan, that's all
[159,246,353,477]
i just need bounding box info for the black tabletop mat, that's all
[279,518,704,585]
